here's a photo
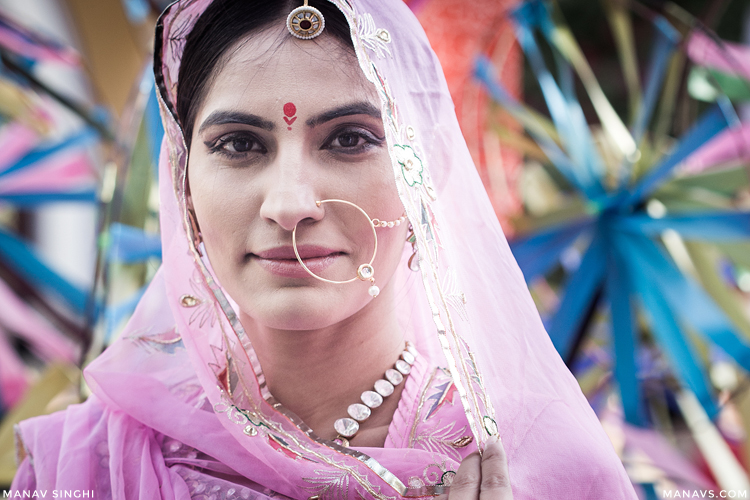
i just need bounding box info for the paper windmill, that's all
[0,12,97,484]
[475,0,750,430]
[0,8,164,483]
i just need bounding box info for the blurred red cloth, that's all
[406,0,522,232]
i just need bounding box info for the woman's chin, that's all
[238,286,369,331]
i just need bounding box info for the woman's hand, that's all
[442,436,513,500]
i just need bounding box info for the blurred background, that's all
[0,0,748,497]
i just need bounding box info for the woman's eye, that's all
[207,133,266,157]
[335,133,364,148]
[324,128,384,153]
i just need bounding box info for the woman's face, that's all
[187,28,407,331]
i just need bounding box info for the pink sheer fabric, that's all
[12,0,636,498]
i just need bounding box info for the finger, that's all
[480,436,513,500]
[446,451,481,500]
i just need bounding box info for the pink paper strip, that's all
[0,325,29,408]
[622,422,717,490]
[0,150,95,194]
[0,122,38,175]
[0,26,79,65]
[0,278,78,363]
[602,411,717,491]
[681,122,750,174]
[687,31,750,82]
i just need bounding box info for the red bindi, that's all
[283,102,297,130]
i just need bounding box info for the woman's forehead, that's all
[198,29,375,118]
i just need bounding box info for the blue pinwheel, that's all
[475,0,750,426]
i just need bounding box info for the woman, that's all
[11,0,636,498]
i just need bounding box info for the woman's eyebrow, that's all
[305,102,381,127]
[198,110,275,133]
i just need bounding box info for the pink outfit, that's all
[13,348,476,498]
[12,0,637,498]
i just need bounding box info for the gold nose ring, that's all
[291,199,406,298]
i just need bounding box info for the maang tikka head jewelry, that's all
[292,199,406,298]
[287,0,325,40]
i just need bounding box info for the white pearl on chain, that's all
[368,285,380,297]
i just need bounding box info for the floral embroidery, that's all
[303,468,396,500]
[394,145,424,186]
[406,126,416,141]
[215,351,239,397]
[213,398,267,436]
[186,270,218,327]
[357,13,391,58]
[126,326,184,354]
[371,63,399,135]
[425,379,458,420]
[268,434,304,461]
[413,420,469,462]
[419,203,440,263]
[462,346,492,411]
[303,469,351,499]
[405,364,478,466]
[407,458,457,490]
[442,269,469,323]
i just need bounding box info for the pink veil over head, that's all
[12,0,637,498]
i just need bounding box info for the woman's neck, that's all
[239,284,405,446]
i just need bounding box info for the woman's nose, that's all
[258,158,323,232]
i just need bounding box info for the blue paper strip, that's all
[0,190,97,206]
[511,2,604,198]
[627,105,730,203]
[105,284,147,342]
[0,228,89,315]
[547,233,606,358]
[145,80,165,175]
[474,57,588,194]
[617,211,750,242]
[642,484,658,500]
[621,233,750,370]
[616,233,718,417]
[606,244,646,426]
[510,218,592,281]
[631,17,681,145]
[0,128,98,179]
[107,222,162,263]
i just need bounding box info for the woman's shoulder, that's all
[11,395,108,493]
[15,394,109,466]
[12,394,168,495]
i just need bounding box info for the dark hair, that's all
[176,0,354,147]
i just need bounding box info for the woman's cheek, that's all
[190,169,243,259]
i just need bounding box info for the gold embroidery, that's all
[450,436,473,448]
[408,367,438,447]
[413,421,469,462]
[179,294,199,307]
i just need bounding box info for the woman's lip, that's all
[251,246,344,278]
[254,254,341,278]
[254,245,339,260]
